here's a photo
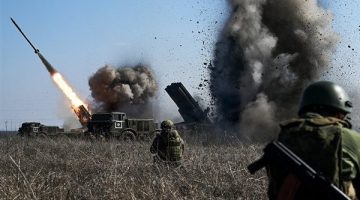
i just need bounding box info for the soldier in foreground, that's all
[250,81,360,199]
[150,120,185,167]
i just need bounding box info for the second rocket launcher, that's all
[10,17,57,75]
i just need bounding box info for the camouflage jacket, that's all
[150,130,185,162]
[268,113,360,199]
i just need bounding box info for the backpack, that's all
[159,130,183,161]
[267,115,344,199]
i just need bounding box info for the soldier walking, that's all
[150,120,185,167]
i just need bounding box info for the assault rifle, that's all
[247,141,350,200]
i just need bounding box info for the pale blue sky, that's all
[0,0,227,130]
[320,0,360,125]
[0,0,359,130]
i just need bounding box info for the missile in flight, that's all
[10,17,57,75]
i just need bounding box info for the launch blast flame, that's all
[52,72,91,126]
[52,72,87,110]
[10,17,91,126]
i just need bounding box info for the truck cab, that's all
[18,122,64,137]
[88,112,126,137]
[87,112,159,140]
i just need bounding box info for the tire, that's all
[121,131,136,141]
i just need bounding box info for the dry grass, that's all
[0,134,267,199]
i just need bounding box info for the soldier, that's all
[266,81,360,199]
[150,120,185,167]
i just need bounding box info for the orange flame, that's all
[52,72,86,109]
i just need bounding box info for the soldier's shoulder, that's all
[153,133,162,140]
[171,130,183,139]
[171,129,179,135]
[341,128,360,154]
[341,128,360,167]
[342,128,360,141]
[280,114,348,129]
[279,118,304,129]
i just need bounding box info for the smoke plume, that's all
[89,64,158,118]
[210,0,338,141]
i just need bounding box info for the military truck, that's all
[165,82,213,134]
[18,122,64,137]
[87,112,160,140]
[165,82,211,124]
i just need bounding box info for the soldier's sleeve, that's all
[150,136,159,154]
[341,129,360,180]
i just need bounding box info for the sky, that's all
[0,0,359,131]
[0,0,227,131]
[319,0,360,125]
[322,0,360,85]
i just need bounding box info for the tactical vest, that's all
[267,114,346,199]
[158,130,183,162]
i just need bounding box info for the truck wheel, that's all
[121,131,136,141]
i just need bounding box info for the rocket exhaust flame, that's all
[52,73,85,108]
[11,17,91,126]
[52,73,91,126]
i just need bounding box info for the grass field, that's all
[0,134,267,199]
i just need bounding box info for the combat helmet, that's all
[161,120,174,129]
[299,81,352,114]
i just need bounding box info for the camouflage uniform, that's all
[268,113,360,199]
[150,120,185,167]
[267,81,360,199]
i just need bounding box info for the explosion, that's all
[89,64,158,118]
[210,0,338,141]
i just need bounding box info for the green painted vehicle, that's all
[87,112,160,140]
[18,122,64,137]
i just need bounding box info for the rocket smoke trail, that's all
[88,64,158,118]
[210,0,338,141]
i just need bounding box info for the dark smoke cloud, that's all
[210,0,338,141]
[89,64,158,118]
